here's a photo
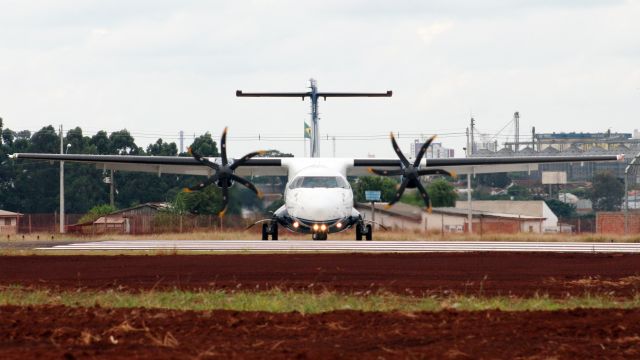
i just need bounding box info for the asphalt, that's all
[34,240,640,253]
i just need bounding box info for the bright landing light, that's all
[336,222,342,229]
[320,224,327,231]
[293,222,299,228]
[313,224,319,231]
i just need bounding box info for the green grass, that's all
[0,286,639,313]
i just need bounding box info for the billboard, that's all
[542,171,567,185]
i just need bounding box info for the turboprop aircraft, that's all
[9,80,625,240]
[11,126,623,240]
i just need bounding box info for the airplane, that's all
[10,80,625,241]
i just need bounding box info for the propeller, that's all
[183,127,265,217]
[368,133,456,212]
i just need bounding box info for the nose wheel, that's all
[356,223,373,241]
[261,223,278,241]
[312,233,328,241]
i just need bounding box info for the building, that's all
[455,200,559,232]
[474,131,640,183]
[0,210,23,235]
[70,202,170,234]
[412,140,454,159]
[355,202,547,234]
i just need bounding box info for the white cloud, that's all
[417,20,454,45]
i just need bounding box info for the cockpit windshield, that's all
[288,176,350,189]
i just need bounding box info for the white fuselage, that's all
[284,168,353,222]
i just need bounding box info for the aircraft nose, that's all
[290,190,348,221]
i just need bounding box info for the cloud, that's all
[417,20,454,45]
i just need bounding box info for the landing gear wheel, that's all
[313,233,328,241]
[262,223,278,240]
[356,225,363,241]
[365,224,373,241]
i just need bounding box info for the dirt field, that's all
[2,252,640,358]
[1,305,639,359]
[1,252,639,296]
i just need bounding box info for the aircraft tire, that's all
[271,224,278,241]
[365,224,373,241]
[261,224,269,240]
[356,225,363,241]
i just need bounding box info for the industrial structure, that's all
[468,114,640,183]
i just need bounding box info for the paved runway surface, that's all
[37,240,640,253]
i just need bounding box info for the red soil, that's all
[0,253,639,296]
[1,305,639,359]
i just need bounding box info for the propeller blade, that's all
[218,182,229,217]
[413,135,436,167]
[230,150,267,171]
[220,127,228,166]
[183,175,219,192]
[385,177,410,208]
[230,174,264,198]
[188,147,219,170]
[390,132,410,167]
[417,169,457,179]
[415,181,433,213]
[368,168,404,176]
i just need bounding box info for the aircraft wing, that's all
[10,153,288,177]
[347,154,624,176]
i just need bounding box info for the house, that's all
[0,210,23,235]
[70,203,170,234]
[455,200,559,232]
[355,202,546,234]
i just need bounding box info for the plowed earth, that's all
[1,253,639,296]
[2,253,640,358]
[1,305,640,359]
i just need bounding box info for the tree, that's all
[545,199,576,218]
[352,176,398,203]
[476,173,511,188]
[507,185,532,200]
[109,129,140,155]
[147,139,178,156]
[188,132,218,156]
[426,179,457,207]
[78,204,117,224]
[590,172,624,211]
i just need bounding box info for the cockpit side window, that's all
[289,176,350,189]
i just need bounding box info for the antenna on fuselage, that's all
[236,79,392,158]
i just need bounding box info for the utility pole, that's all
[332,136,336,157]
[467,173,473,233]
[179,130,184,154]
[514,111,520,152]
[465,127,470,157]
[59,125,65,234]
[470,117,475,155]
[532,126,536,152]
[110,170,115,208]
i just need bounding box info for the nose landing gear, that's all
[261,222,278,241]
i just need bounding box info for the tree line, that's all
[0,122,278,215]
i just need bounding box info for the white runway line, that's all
[36,240,640,253]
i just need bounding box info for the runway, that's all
[37,240,640,253]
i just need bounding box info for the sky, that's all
[1,0,639,158]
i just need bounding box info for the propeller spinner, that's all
[184,127,265,217]
[368,133,456,212]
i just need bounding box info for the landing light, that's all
[336,222,342,229]
[293,221,299,228]
[313,224,319,231]
[320,224,327,231]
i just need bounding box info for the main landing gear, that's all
[356,222,372,241]
[261,222,278,241]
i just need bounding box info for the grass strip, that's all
[0,287,639,313]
